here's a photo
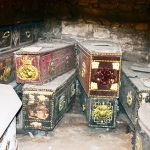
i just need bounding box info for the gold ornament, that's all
[17,65,38,81]
[59,95,65,112]
[127,91,133,107]
[135,133,142,150]
[92,102,113,124]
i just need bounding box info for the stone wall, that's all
[42,19,150,63]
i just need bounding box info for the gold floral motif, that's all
[17,65,39,81]
[127,91,133,107]
[3,66,11,80]
[112,62,120,70]
[92,61,99,69]
[49,61,55,74]
[59,95,65,112]
[110,83,118,91]
[90,82,98,90]
[135,133,142,150]
[92,102,113,124]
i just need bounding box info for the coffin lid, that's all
[0,84,22,138]
[78,40,122,54]
[15,40,74,55]
[122,61,150,92]
[138,103,150,137]
[23,69,76,91]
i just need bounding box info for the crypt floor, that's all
[17,99,132,150]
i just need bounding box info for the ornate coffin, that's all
[119,61,150,129]
[77,40,122,98]
[23,69,76,131]
[133,103,150,150]
[15,40,76,84]
[0,27,11,52]
[77,80,118,128]
[0,52,15,84]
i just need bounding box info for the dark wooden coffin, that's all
[0,27,11,52]
[119,61,150,129]
[22,69,76,131]
[15,40,76,84]
[77,80,118,128]
[77,40,122,98]
[0,52,15,84]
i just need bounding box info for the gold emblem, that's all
[112,62,120,70]
[59,95,65,112]
[2,66,11,81]
[82,104,86,112]
[49,61,55,74]
[110,83,118,91]
[92,101,113,124]
[17,57,38,81]
[92,61,99,69]
[127,91,133,107]
[90,82,98,90]
[135,133,142,150]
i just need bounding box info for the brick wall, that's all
[1,0,150,25]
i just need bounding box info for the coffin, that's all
[77,40,122,98]
[23,69,76,131]
[15,40,76,84]
[119,61,150,128]
[77,80,118,128]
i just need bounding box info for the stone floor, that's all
[17,99,133,150]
